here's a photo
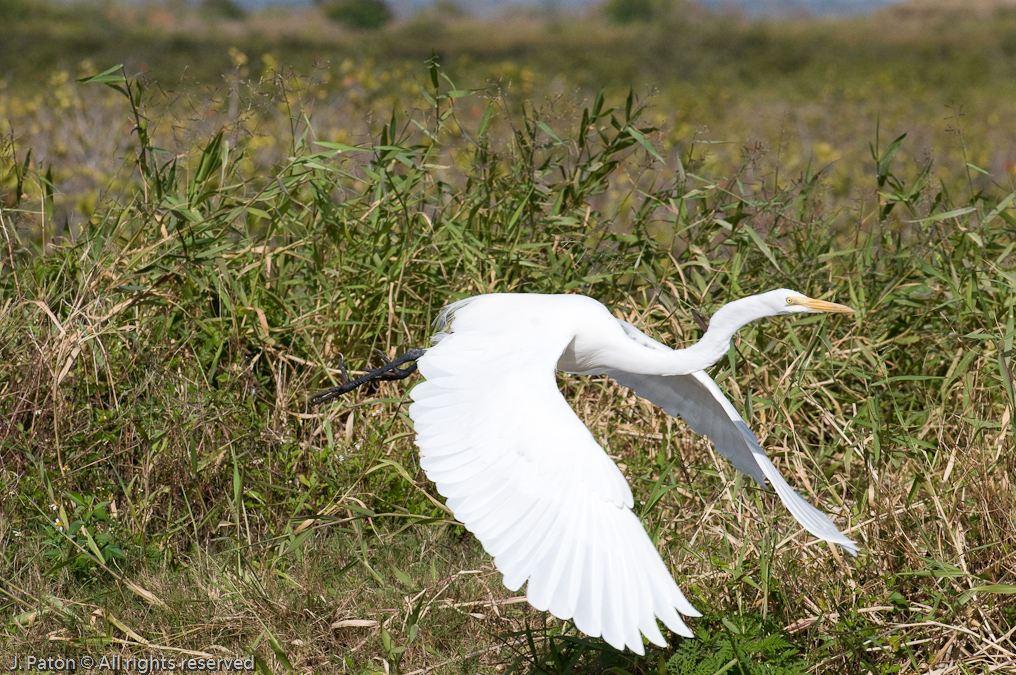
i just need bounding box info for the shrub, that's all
[603,0,656,24]
[0,0,47,22]
[200,0,246,20]
[319,0,393,29]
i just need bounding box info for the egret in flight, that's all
[312,289,857,654]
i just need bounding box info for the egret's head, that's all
[766,289,855,315]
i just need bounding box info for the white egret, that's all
[313,289,857,654]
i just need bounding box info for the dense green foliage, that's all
[200,0,246,21]
[604,0,659,24]
[319,0,393,29]
[667,615,807,675]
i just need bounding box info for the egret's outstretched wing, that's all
[603,322,857,555]
[409,301,700,654]
[608,368,768,485]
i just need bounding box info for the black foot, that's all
[310,348,426,407]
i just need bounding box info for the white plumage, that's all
[407,290,857,654]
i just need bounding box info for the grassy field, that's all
[2,1,1016,673]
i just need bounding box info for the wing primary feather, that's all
[548,488,587,622]
[625,520,662,650]
[527,489,575,612]
[748,443,858,555]
[598,517,629,652]
[497,499,564,592]
[571,502,604,640]
[618,515,646,654]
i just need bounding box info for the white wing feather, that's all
[410,301,699,654]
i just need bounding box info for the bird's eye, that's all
[785,297,797,306]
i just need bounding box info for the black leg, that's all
[310,348,426,407]
[336,352,351,386]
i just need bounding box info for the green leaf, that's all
[391,565,413,588]
[265,632,296,672]
[626,125,664,164]
[742,224,781,270]
[909,206,976,223]
[77,63,125,84]
[314,141,366,153]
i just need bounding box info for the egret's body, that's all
[404,290,857,653]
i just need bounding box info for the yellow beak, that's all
[798,296,855,313]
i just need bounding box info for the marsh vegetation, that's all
[1,1,1015,672]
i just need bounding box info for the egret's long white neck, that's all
[659,296,776,375]
[560,292,795,377]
